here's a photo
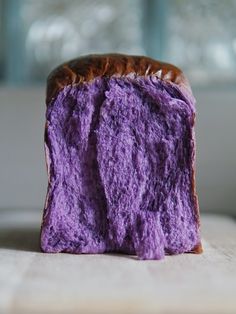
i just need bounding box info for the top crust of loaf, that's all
[46,53,191,104]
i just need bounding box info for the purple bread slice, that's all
[41,54,202,260]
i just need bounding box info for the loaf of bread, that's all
[40,54,202,260]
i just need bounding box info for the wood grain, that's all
[0,209,235,314]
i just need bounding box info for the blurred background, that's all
[0,0,235,216]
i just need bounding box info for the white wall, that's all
[0,87,46,210]
[0,86,235,215]
[194,87,236,215]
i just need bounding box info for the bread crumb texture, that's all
[41,76,201,260]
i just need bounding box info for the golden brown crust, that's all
[190,243,203,254]
[46,53,190,104]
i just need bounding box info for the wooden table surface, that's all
[0,209,236,314]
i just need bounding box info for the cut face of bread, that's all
[41,54,202,260]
